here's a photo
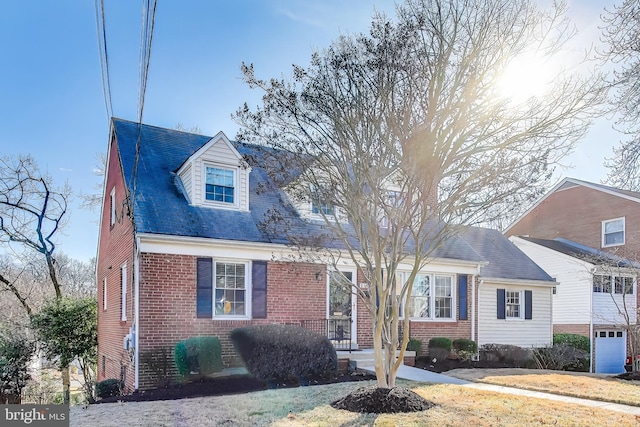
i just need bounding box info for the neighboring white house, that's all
[510,236,638,373]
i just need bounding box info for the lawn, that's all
[71,377,639,427]
[450,368,640,407]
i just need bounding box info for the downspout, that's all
[471,274,477,343]
[589,274,594,373]
[477,279,483,346]
[134,236,141,390]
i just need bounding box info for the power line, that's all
[94,0,113,122]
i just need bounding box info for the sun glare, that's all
[497,52,555,103]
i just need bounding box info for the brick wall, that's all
[354,272,473,356]
[96,137,136,392]
[507,184,640,255]
[136,256,327,389]
[553,324,590,337]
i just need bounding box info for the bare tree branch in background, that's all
[602,0,640,190]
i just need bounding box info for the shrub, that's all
[174,336,223,378]
[95,379,123,399]
[553,334,590,352]
[480,343,531,366]
[428,337,452,361]
[532,344,589,372]
[452,338,477,353]
[230,324,337,382]
[406,339,422,354]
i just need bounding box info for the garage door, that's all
[595,330,626,374]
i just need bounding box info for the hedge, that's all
[230,324,337,382]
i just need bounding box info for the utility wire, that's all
[131,0,158,204]
[94,0,113,122]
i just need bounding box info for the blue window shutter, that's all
[458,275,468,320]
[525,290,533,320]
[196,258,213,318]
[252,261,268,319]
[497,289,506,319]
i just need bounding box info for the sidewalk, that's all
[360,364,640,416]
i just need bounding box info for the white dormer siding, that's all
[176,132,251,212]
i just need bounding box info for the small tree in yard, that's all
[31,297,98,403]
[0,330,35,403]
[234,0,605,393]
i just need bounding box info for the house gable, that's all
[176,131,251,211]
[505,177,640,253]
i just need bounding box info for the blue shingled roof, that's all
[112,118,552,282]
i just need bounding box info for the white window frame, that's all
[505,290,523,320]
[213,260,251,319]
[109,187,116,226]
[614,276,635,295]
[405,272,456,322]
[120,263,127,321]
[203,164,238,209]
[602,217,625,247]
[103,277,107,311]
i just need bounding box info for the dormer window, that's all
[312,201,334,216]
[205,166,235,204]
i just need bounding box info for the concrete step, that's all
[337,349,415,369]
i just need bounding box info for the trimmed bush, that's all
[174,336,223,378]
[452,338,477,353]
[406,338,422,354]
[230,324,337,382]
[480,344,532,366]
[553,333,590,352]
[95,379,123,398]
[428,337,452,361]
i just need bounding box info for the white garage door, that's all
[595,330,626,374]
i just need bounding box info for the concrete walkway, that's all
[360,364,640,416]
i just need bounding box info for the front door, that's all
[328,270,356,349]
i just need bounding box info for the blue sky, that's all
[0,0,617,261]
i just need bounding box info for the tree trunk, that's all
[61,366,70,404]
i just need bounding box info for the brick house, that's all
[97,119,555,391]
[506,178,640,373]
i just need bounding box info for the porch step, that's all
[337,349,415,369]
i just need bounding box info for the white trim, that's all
[202,163,240,210]
[109,187,116,226]
[102,277,107,311]
[211,259,252,319]
[601,217,625,248]
[406,272,457,321]
[121,262,127,322]
[505,289,524,320]
[134,238,140,390]
[137,232,485,274]
[480,276,556,288]
[326,267,358,342]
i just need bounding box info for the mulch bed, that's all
[616,371,640,381]
[331,385,434,413]
[97,372,376,404]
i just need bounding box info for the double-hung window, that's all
[408,273,454,320]
[205,166,235,204]
[602,218,625,247]
[215,262,247,316]
[615,276,634,295]
[312,202,335,216]
[505,290,521,319]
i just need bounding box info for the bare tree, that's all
[602,0,640,190]
[0,154,74,403]
[235,0,605,388]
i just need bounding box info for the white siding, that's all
[510,237,592,325]
[593,292,637,325]
[178,162,193,200]
[478,282,552,347]
[191,138,249,211]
